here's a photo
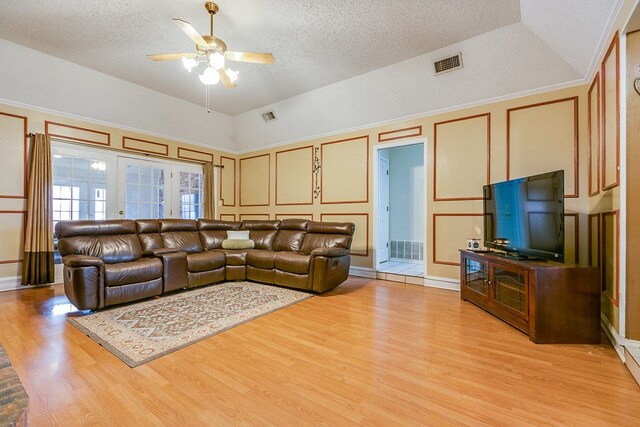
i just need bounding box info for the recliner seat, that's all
[55,218,355,310]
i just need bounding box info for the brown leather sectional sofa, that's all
[55,218,355,311]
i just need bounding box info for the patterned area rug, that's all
[68,282,312,367]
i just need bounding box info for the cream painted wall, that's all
[236,85,590,281]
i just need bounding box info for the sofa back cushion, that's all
[159,219,203,254]
[299,221,355,255]
[135,219,163,255]
[240,220,281,250]
[55,219,143,263]
[273,219,308,252]
[198,219,241,250]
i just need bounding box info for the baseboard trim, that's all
[601,314,626,362]
[624,348,640,386]
[349,266,376,279]
[0,276,22,292]
[350,266,460,292]
[0,266,63,292]
[424,275,460,291]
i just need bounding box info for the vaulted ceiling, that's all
[0,0,619,117]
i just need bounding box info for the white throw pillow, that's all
[227,230,250,240]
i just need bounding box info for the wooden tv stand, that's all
[459,250,601,344]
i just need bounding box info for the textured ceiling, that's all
[0,0,522,116]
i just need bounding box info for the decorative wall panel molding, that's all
[588,75,600,196]
[0,112,27,199]
[177,147,214,163]
[564,213,579,264]
[122,136,168,156]
[220,156,236,207]
[588,213,600,267]
[275,145,313,206]
[433,113,490,201]
[602,210,619,307]
[321,136,369,204]
[432,213,483,266]
[45,121,110,146]
[275,213,313,221]
[239,154,270,207]
[507,97,578,198]
[219,213,236,221]
[0,211,26,265]
[601,32,620,191]
[378,125,422,142]
[239,213,270,221]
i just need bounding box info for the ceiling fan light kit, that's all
[147,1,274,109]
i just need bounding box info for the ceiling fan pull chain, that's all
[206,84,211,114]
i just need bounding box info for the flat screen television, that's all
[483,170,564,262]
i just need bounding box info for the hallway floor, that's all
[377,260,424,277]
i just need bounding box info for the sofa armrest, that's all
[61,255,105,311]
[154,251,188,293]
[311,247,349,258]
[152,248,180,256]
[62,254,104,268]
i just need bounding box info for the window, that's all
[52,142,208,222]
[179,171,203,219]
[52,156,108,224]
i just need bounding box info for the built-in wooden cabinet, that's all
[460,250,601,344]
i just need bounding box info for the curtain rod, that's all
[27,133,36,137]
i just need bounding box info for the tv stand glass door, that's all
[491,265,528,320]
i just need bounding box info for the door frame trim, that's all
[372,137,427,274]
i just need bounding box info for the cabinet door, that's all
[464,257,489,297]
[490,264,529,320]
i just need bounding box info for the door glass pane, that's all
[179,171,204,219]
[124,165,165,219]
[465,259,488,296]
[52,156,108,224]
[492,267,527,314]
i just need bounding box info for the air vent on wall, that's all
[262,111,277,122]
[434,53,463,75]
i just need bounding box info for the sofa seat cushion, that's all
[218,250,248,266]
[187,251,226,272]
[104,257,163,287]
[274,252,311,275]
[246,250,277,269]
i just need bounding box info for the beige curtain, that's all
[203,161,215,219]
[21,133,55,285]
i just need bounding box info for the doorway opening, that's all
[376,141,425,278]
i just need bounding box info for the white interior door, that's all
[117,158,172,219]
[378,155,390,265]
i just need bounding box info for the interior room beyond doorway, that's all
[377,142,425,278]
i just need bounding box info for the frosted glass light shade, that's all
[225,68,239,83]
[199,67,220,85]
[210,51,225,70]
[182,56,198,72]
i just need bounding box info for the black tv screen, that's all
[483,170,564,262]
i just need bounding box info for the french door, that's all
[117,158,170,219]
[53,142,206,222]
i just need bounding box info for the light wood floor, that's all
[1,277,639,426]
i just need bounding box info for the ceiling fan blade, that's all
[219,69,237,89]
[173,18,209,49]
[225,51,275,64]
[147,53,195,61]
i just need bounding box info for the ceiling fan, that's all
[148,1,275,89]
